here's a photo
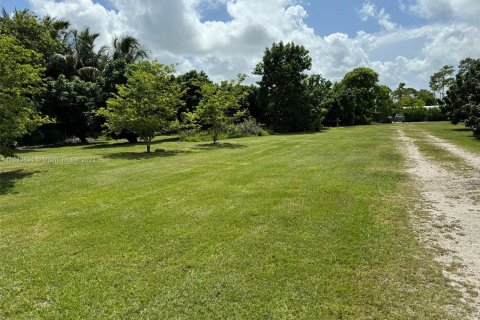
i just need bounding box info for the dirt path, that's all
[423,132,480,169]
[397,128,480,316]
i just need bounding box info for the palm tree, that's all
[109,35,148,63]
[47,27,107,81]
[42,15,71,43]
[71,27,103,69]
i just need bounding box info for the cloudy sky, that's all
[2,0,480,89]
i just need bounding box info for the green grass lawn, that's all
[409,121,480,153]
[0,124,470,319]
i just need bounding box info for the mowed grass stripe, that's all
[0,125,467,319]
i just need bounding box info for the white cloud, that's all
[409,0,480,24]
[358,1,397,31]
[27,0,480,89]
[359,1,376,21]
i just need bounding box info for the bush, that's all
[178,129,214,142]
[0,144,15,157]
[402,107,447,122]
[20,124,65,146]
[237,118,262,136]
[227,119,267,138]
[179,119,269,141]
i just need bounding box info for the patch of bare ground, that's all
[398,128,480,318]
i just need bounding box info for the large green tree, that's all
[303,74,332,130]
[334,67,379,125]
[374,85,394,123]
[99,62,184,152]
[0,9,64,61]
[39,75,97,143]
[254,42,312,132]
[188,75,247,144]
[0,35,47,155]
[443,58,480,136]
[177,70,212,123]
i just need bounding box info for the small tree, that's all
[190,75,247,144]
[98,61,184,152]
[0,35,47,156]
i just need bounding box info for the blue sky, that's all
[2,0,480,89]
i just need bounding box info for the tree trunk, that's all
[146,138,151,153]
[79,132,88,144]
[212,127,219,144]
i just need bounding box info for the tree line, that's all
[1,9,479,155]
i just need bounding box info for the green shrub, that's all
[179,129,217,142]
[226,119,267,138]
[402,107,446,122]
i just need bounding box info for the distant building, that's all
[402,105,440,109]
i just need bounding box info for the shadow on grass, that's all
[194,142,246,150]
[451,128,473,132]
[272,129,330,136]
[0,169,41,195]
[84,137,180,150]
[103,149,192,160]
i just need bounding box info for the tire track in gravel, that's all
[423,132,480,169]
[397,127,480,317]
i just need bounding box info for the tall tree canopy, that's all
[0,9,64,61]
[430,65,455,101]
[177,70,212,122]
[443,58,480,136]
[0,35,47,155]
[254,42,313,132]
[110,35,148,63]
[99,62,184,152]
[303,74,332,130]
[333,67,379,125]
[39,75,97,143]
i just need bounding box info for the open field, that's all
[0,123,476,319]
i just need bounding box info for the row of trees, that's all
[1,9,478,155]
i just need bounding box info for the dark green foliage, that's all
[403,107,446,122]
[176,70,212,122]
[39,75,97,143]
[241,85,266,124]
[96,59,128,108]
[328,67,380,125]
[303,74,332,130]
[20,124,65,146]
[254,42,313,132]
[417,89,437,106]
[110,35,148,63]
[443,58,480,136]
[374,85,394,123]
